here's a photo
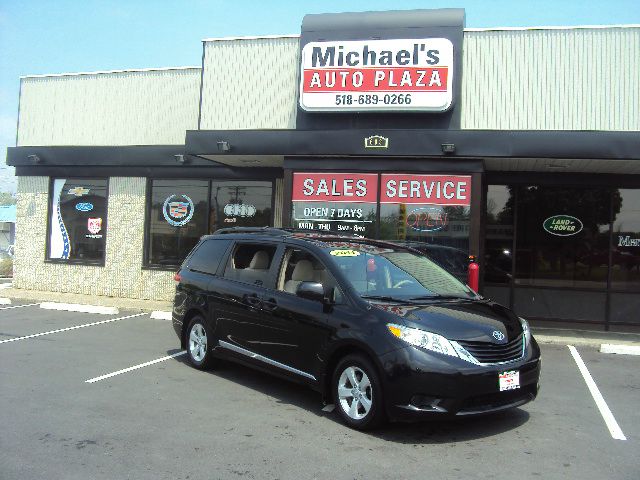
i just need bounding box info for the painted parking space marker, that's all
[600,344,640,356]
[150,310,172,320]
[568,345,627,441]
[40,302,119,315]
[85,351,187,383]
[0,298,11,305]
[0,312,146,344]
[0,302,40,311]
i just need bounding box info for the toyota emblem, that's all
[492,330,505,341]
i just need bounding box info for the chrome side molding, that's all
[219,340,317,381]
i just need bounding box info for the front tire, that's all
[333,354,385,430]
[186,316,215,370]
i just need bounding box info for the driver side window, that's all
[277,248,344,303]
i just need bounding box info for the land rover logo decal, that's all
[543,215,583,236]
[492,331,505,341]
[163,194,195,227]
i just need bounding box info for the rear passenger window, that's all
[223,244,278,288]
[186,239,232,275]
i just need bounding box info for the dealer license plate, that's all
[499,370,520,391]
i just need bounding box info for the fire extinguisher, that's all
[467,255,479,293]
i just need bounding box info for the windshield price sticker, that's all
[300,38,454,112]
[330,250,361,257]
[499,370,520,391]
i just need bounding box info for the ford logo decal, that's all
[492,330,505,341]
[75,202,94,212]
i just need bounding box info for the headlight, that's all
[519,317,531,345]
[387,323,458,357]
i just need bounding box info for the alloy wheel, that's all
[189,323,207,362]
[337,366,373,420]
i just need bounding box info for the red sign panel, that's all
[292,173,378,203]
[380,174,471,206]
[302,67,449,93]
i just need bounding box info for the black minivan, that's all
[172,228,540,430]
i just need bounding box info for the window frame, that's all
[143,178,277,271]
[44,176,110,266]
[221,241,282,290]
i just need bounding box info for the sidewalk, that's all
[2,285,639,348]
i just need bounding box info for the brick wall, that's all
[14,176,174,301]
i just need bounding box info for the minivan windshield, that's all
[323,243,476,301]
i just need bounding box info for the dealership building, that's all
[6,9,640,329]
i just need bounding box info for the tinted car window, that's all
[223,243,278,288]
[186,239,232,275]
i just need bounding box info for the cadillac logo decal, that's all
[492,330,505,341]
[163,194,195,227]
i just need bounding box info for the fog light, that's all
[410,395,446,412]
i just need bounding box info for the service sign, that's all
[380,174,471,206]
[299,38,454,112]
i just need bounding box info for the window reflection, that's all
[611,189,640,290]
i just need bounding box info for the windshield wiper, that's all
[408,294,470,301]
[360,295,414,303]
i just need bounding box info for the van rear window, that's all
[186,239,232,275]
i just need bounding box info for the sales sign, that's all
[292,173,378,203]
[299,38,454,112]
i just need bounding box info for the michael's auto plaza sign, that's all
[299,38,454,112]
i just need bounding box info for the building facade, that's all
[7,9,640,329]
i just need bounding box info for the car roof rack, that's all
[212,227,293,236]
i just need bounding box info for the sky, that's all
[1,0,639,194]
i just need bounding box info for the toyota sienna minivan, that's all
[172,228,540,430]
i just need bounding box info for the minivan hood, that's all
[375,300,523,343]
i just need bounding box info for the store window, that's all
[515,186,611,288]
[146,180,209,267]
[484,185,514,284]
[291,173,377,236]
[47,178,108,263]
[210,181,272,232]
[378,174,471,281]
[611,188,640,291]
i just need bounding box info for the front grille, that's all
[457,335,524,364]
[458,384,536,415]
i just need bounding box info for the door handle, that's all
[243,294,262,310]
[262,298,278,312]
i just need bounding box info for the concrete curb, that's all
[1,287,172,312]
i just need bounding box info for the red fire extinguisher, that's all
[467,256,479,293]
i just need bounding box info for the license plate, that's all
[499,370,520,391]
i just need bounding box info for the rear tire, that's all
[185,316,215,370]
[333,354,385,430]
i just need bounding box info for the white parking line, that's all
[0,312,147,344]
[0,302,40,311]
[567,345,627,441]
[40,302,119,315]
[85,351,187,383]
[600,344,640,356]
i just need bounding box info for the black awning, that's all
[186,128,640,160]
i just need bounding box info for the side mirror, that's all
[296,281,325,303]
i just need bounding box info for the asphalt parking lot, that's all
[0,301,638,480]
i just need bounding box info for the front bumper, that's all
[379,340,541,421]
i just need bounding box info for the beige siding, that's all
[17,68,201,146]
[461,27,640,130]
[200,37,299,130]
[14,176,174,301]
